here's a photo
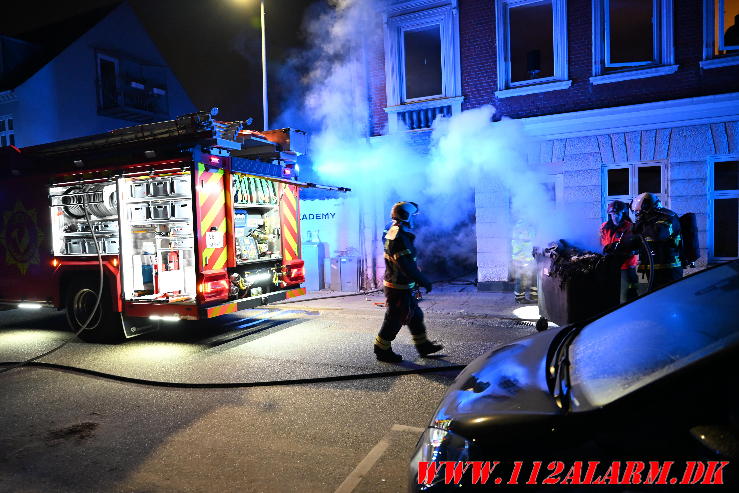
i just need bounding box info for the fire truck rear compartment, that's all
[49,172,199,305]
[119,173,197,303]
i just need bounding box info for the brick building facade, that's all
[367,0,739,289]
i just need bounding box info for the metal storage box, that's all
[97,221,118,232]
[65,238,84,254]
[131,183,147,198]
[149,203,172,220]
[172,177,190,195]
[171,201,192,219]
[148,180,171,197]
[104,238,120,254]
[330,255,358,292]
[83,238,105,254]
[130,206,147,222]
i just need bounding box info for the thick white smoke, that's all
[276,0,598,280]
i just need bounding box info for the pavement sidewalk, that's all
[274,283,540,321]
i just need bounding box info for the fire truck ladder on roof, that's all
[22,112,218,160]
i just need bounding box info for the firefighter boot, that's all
[528,286,538,304]
[374,336,402,363]
[413,334,443,357]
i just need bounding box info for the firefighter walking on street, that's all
[374,201,442,363]
[631,192,683,289]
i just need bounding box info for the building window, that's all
[603,161,667,217]
[97,53,120,110]
[494,0,570,98]
[708,157,739,261]
[403,25,442,101]
[701,0,739,69]
[0,115,15,147]
[95,50,169,122]
[384,1,463,132]
[591,0,677,84]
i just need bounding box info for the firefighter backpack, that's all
[679,212,700,266]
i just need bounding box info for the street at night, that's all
[2,0,739,491]
[0,288,535,492]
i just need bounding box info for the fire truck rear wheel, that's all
[65,278,123,343]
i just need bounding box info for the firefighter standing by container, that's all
[601,200,639,303]
[374,202,442,363]
[631,192,683,289]
[512,219,537,304]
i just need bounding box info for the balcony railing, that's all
[98,84,169,122]
[384,96,464,132]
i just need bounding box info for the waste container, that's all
[535,240,621,328]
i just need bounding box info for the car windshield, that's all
[568,260,739,411]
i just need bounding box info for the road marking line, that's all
[391,424,424,434]
[334,424,424,493]
[334,437,391,493]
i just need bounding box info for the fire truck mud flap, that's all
[121,314,156,339]
[203,288,306,319]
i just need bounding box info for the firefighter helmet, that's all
[390,201,419,222]
[607,200,627,214]
[631,193,661,216]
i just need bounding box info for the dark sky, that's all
[0,0,317,124]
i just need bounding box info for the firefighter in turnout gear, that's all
[511,219,537,304]
[601,200,639,303]
[374,202,442,363]
[631,193,683,289]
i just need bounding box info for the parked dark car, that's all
[410,260,739,491]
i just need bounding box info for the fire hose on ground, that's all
[0,194,105,375]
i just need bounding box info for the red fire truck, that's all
[0,112,347,341]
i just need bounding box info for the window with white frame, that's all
[603,161,668,217]
[708,157,739,260]
[701,0,739,69]
[591,0,677,84]
[0,115,15,147]
[494,0,570,97]
[383,1,462,132]
[403,25,443,101]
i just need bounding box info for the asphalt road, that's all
[0,291,536,492]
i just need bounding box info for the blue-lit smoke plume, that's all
[276,0,597,280]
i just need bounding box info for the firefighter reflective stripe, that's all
[280,184,300,261]
[393,249,412,259]
[383,280,416,289]
[384,251,412,265]
[196,162,228,271]
[638,256,682,270]
[206,302,238,318]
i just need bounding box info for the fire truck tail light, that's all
[198,273,230,302]
[111,258,119,267]
[51,259,60,268]
[282,260,305,284]
[199,280,229,294]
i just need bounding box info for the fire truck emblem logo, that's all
[0,201,45,275]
